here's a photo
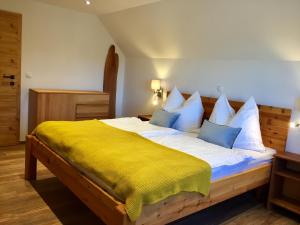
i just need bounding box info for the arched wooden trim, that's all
[103,45,119,118]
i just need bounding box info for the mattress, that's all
[211,152,273,181]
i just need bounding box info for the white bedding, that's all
[102,117,180,137]
[102,117,275,170]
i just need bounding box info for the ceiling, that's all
[101,0,300,60]
[34,0,161,15]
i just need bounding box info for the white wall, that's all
[0,0,125,141]
[100,0,300,154]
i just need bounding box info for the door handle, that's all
[3,75,15,79]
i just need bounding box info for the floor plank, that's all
[0,145,299,225]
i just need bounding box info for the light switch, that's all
[25,73,32,79]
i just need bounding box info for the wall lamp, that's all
[290,122,300,128]
[84,0,91,5]
[151,79,163,98]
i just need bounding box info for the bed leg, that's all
[25,136,37,180]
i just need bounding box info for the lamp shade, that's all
[151,79,161,90]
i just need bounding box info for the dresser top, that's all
[30,89,108,95]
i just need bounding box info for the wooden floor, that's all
[0,145,299,225]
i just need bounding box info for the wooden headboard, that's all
[178,93,292,152]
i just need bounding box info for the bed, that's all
[25,94,291,225]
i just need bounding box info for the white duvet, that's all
[102,117,275,169]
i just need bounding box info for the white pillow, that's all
[163,86,185,111]
[228,97,265,152]
[171,92,204,132]
[209,94,235,125]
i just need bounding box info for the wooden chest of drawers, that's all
[28,89,110,133]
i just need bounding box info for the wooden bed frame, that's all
[25,94,292,225]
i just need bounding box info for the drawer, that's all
[75,104,109,119]
[75,94,109,104]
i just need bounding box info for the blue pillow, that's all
[198,120,241,149]
[149,109,180,128]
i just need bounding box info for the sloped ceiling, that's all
[100,0,300,60]
[34,0,161,15]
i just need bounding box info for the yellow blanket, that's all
[35,120,211,221]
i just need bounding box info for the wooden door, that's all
[0,10,21,146]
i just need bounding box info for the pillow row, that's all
[150,86,265,152]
